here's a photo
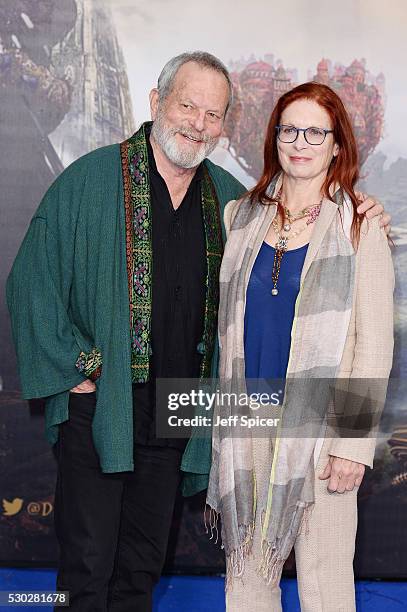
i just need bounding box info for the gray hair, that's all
[157,51,233,114]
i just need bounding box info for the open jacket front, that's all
[6,132,245,485]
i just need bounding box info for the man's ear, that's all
[149,89,160,120]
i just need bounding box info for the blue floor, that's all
[0,568,406,610]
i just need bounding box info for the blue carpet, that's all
[0,568,406,610]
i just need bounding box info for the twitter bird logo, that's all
[2,498,23,516]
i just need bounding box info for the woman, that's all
[206,82,394,611]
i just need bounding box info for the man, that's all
[6,51,390,611]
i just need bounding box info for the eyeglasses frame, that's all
[275,124,334,145]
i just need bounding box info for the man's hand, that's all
[319,455,365,493]
[356,191,391,235]
[70,379,96,393]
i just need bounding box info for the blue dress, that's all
[244,241,308,388]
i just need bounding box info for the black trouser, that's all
[54,392,182,611]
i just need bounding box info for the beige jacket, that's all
[224,195,394,469]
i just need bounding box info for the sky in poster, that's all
[111,0,406,181]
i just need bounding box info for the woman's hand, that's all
[319,455,365,493]
[70,379,96,393]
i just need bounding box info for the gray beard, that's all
[151,111,218,169]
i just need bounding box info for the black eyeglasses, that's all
[276,124,334,145]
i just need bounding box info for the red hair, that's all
[249,82,362,245]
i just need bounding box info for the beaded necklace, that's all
[270,189,322,296]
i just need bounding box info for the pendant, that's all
[271,288,279,296]
[276,236,288,251]
[283,223,291,232]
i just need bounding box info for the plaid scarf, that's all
[206,175,355,585]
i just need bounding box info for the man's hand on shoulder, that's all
[356,191,391,235]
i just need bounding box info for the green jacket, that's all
[6,142,245,494]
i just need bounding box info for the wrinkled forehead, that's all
[170,62,230,106]
[281,98,333,128]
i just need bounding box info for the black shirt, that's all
[132,126,207,449]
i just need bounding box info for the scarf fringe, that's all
[225,520,255,591]
[258,540,285,586]
[258,501,314,586]
[205,505,256,591]
[208,502,315,590]
[204,504,220,544]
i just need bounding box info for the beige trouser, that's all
[226,437,358,611]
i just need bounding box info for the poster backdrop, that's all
[1,0,407,576]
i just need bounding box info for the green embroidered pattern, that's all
[121,124,223,383]
[75,347,103,381]
[199,167,224,378]
[121,125,152,383]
